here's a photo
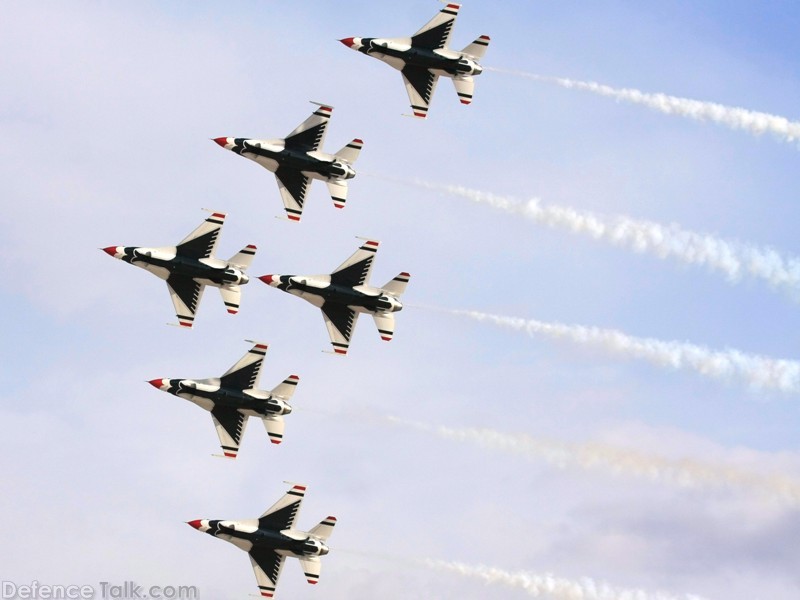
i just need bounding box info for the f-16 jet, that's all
[339,2,489,118]
[148,341,298,458]
[213,102,363,222]
[102,211,255,328]
[187,483,336,599]
[259,239,409,355]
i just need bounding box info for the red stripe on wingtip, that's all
[179,322,193,328]
[288,215,300,221]
[224,452,236,458]
[246,244,257,249]
[270,438,282,444]
[381,336,392,341]
[211,212,225,218]
[334,348,347,354]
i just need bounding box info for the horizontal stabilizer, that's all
[334,138,363,164]
[373,312,395,342]
[452,76,475,105]
[219,285,241,315]
[271,374,300,400]
[381,272,410,297]
[308,516,337,541]
[228,244,257,269]
[462,35,490,59]
[263,416,285,445]
[299,556,322,585]
[326,180,348,210]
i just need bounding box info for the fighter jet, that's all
[102,211,255,328]
[213,102,363,222]
[187,483,336,599]
[259,239,409,355]
[148,341,298,458]
[339,2,490,118]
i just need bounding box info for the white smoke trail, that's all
[448,309,800,393]
[425,559,709,600]
[389,417,800,506]
[488,66,800,144]
[402,177,800,298]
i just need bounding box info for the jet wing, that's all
[401,66,440,119]
[411,2,460,50]
[321,303,358,355]
[330,239,379,287]
[283,104,332,152]
[210,407,248,459]
[274,168,310,222]
[259,483,306,531]
[166,276,205,328]
[220,342,267,390]
[176,212,225,259]
[249,548,286,599]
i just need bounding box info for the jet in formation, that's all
[102,211,255,328]
[213,102,363,222]
[187,483,335,598]
[148,341,298,458]
[259,239,409,355]
[339,2,489,118]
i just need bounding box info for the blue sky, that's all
[2,1,800,598]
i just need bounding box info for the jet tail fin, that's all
[461,35,490,59]
[333,138,363,164]
[270,375,299,400]
[308,516,337,542]
[381,272,410,297]
[228,245,257,269]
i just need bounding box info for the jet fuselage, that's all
[267,275,403,315]
[356,38,483,77]
[110,246,249,287]
[156,379,291,417]
[192,520,329,558]
[226,138,355,182]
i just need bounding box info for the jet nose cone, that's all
[148,378,165,389]
[339,37,356,48]
[212,137,229,148]
[259,274,274,285]
[101,246,118,257]
[186,520,203,530]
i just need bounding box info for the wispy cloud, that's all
[425,559,709,600]
[445,308,800,392]
[389,417,800,505]
[488,67,800,144]
[394,177,800,299]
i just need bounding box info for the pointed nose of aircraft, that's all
[148,379,166,389]
[339,37,356,48]
[212,137,229,148]
[259,274,275,285]
[186,520,203,530]
[101,246,119,257]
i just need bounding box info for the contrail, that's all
[488,66,800,144]
[388,417,800,506]
[447,308,800,393]
[395,177,800,299]
[425,559,709,600]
